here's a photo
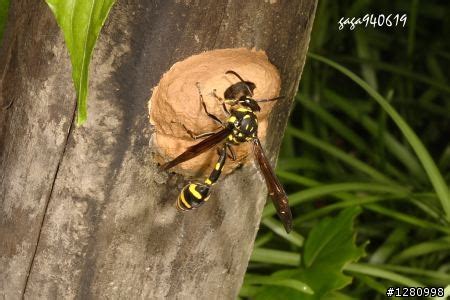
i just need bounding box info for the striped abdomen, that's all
[176,144,228,210]
[177,183,210,210]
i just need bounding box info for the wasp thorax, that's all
[149,48,281,177]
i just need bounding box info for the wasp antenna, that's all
[226,70,255,96]
[256,96,285,103]
[225,70,246,83]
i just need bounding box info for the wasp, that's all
[161,71,293,233]
[176,143,228,210]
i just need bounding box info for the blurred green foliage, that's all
[0,0,9,42]
[242,0,450,299]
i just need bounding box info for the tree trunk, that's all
[0,1,317,299]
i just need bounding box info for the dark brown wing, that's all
[160,127,232,171]
[252,138,293,233]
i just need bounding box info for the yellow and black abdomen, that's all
[177,183,210,210]
[176,143,228,210]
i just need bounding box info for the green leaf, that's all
[244,274,313,295]
[369,227,408,264]
[261,217,304,247]
[251,285,311,300]
[365,204,450,234]
[322,291,358,300]
[45,0,116,125]
[344,263,423,286]
[376,264,450,284]
[392,237,450,263]
[302,207,364,269]
[250,248,300,266]
[262,181,408,219]
[255,208,365,300]
[253,232,274,248]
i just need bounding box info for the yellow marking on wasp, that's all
[228,135,233,141]
[237,107,251,112]
[215,163,221,170]
[245,124,249,130]
[244,114,251,119]
[204,195,211,202]
[189,184,202,199]
[238,133,243,137]
[180,191,191,208]
[205,178,212,185]
[228,116,237,123]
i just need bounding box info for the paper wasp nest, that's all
[149,48,281,177]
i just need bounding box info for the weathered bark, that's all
[0,1,316,299]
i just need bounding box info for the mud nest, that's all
[149,48,281,177]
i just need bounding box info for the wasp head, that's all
[239,97,261,112]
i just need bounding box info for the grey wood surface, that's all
[0,0,317,299]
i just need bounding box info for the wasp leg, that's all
[212,89,230,116]
[196,82,224,126]
[182,124,217,140]
[225,143,236,161]
[215,144,234,161]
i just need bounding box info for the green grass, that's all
[243,0,450,299]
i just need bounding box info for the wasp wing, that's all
[160,127,232,171]
[252,138,293,233]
